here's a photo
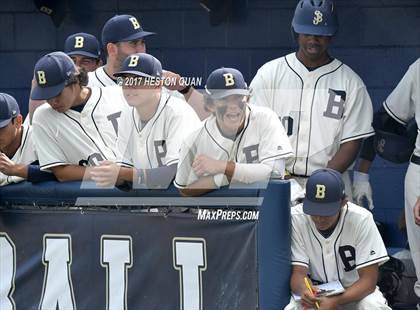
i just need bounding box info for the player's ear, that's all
[14,115,23,128]
[107,43,117,58]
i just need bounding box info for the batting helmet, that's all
[373,118,418,163]
[291,0,338,36]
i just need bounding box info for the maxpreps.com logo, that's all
[197,209,259,221]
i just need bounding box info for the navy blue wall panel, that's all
[0,0,418,247]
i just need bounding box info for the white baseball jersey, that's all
[88,66,187,100]
[116,92,201,169]
[174,104,294,188]
[291,203,388,288]
[0,119,37,186]
[88,66,116,87]
[32,86,127,170]
[383,58,420,157]
[250,52,375,176]
[384,58,420,299]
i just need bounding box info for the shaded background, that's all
[1,0,419,246]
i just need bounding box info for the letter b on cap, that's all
[37,71,47,85]
[129,17,140,29]
[74,36,84,48]
[315,184,326,199]
[128,55,139,67]
[223,73,235,87]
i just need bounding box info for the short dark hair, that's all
[66,70,89,87]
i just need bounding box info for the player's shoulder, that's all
[165,93,199,117]
[290,204,308,220]
[344,202,373,223]
[257,54,289,74]
[32,102,55,121]
[248,104,277,118]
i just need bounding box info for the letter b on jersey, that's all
[315,184,326,199]
[74,36,84,48]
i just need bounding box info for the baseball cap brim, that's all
[66,50,100,59]
[292,24,336,36]
[207,88,250,100]
[31,82,66,100]
[303,198,341,216]
[117,30,156,43]
[0,118,12,128]
[114,70,159,79]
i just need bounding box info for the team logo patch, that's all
[313,10,323,25]
[370,250,376,255]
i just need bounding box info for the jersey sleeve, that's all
[354,213,389,269]
[164,105,200,167]
[32,108,69,171]
[290,212,310,268]
[258,109,294,163]
[383,59,419,124]
[340,85,375,143]
[174,131,199,188]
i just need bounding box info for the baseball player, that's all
[88,14,204,118]
[174,67,294,196]
[249,0,374,199]
[354,58,420,304]
[0,93,54,185]
[286,168,390,310]
[31,52,126,182]
[88,14,155,87]
[64,32,102,72]
[90,53,201,189]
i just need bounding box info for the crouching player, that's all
[286,168,391,310]
[174,67,293,196]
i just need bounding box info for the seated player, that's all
[31,52,127,182]
[90,53,201,189]
[286,168,390,310]
[0,93,54,185]
[64,32,102,72]
[174,67,294,196]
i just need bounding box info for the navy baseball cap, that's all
[31,52,77,100]
[303,168,345,216]
[114,53,162,79]
[102,15,155,47]
[0,93,20,128]
[64,32,101,59]
[205,68,250,100]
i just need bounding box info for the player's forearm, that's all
[327,139,361,173]
[290,270,308,296]
[117,167,135,185]
[9,164,28,179]
[179,176,217,197]
[329,265,377,306]
[355,158,373,174]
[51,165,92,182]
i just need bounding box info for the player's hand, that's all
[162,70,186,91]
[414,197,420,226]
[0,153,18,176]
[301,290,320,309]
[318,296,339,310]
[192,155,226,176]
[90,160,120,187]
[352,171,374,210]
